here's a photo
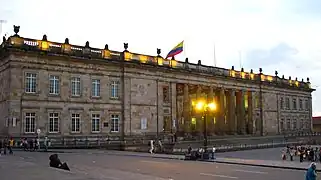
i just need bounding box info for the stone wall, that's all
[0,52,314,138]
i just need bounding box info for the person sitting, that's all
[49,154,70,171]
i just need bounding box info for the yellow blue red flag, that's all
[166,41,184,59]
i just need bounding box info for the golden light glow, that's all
[191,117,196,125]
[295,81,299,87]
[124,52,132,61]
[230,70,235,77]
[39,41,49,51]
[139,55,147,63]
[10,36,23,47]
[267,76,273,82]
[157,57,163,65]
[191,100,195,106]
[208,102,216,111]
[170,60,177,68]
[241,72,246,79]
[250,73,254,80]
[195,101,205,111]
[62,44,71,53]
[102,50,110,59]
[261,74,265,81]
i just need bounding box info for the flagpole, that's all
[214,43,217,67]
[183,40,186,59]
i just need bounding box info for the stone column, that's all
[247,91,254,134]
[196,85,203,133]
[218,88,225,135]
[228,89,236,134]
[207,86,215,134]
[236,90,246,134]
[183,84,190,133]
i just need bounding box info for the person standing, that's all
[212,146,216,160]
[305,162,317,180]
[149,140,154,154]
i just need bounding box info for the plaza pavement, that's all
[0,151,309,180]
[35,147,321,171]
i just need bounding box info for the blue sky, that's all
[0,0,320,115]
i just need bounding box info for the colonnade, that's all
[177,84,256,135]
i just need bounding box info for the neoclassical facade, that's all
[0,26,315,140]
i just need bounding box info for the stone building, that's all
[0,26,315,141]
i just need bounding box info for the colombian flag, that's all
[166,41,184,59]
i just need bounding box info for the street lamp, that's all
[193,100,216,151]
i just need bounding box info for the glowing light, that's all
[39,41,49,51]
[208,102,216,111]
[195,101,205,111]
[267,76,273,82]
[250,73,254,80]
[157,57,163,65]
[241,72,245,79]
[140,55,147,63]
[230,70,235,77]
[124,52,132,61]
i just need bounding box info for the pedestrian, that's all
[212,146,216,160]
[3,138,7,155]
[305,162,317,180]
[149,140,154,154]
[8,137,14,154]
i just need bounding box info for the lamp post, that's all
[193,100,216,151]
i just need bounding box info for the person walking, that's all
[305,162,317,180]
[8,137,14,154]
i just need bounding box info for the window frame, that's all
[25,72,37,93]
[110,80,120,99]
[91,79,101,97]
[25,112,36,133]
[91,114,100,133]
[48,112,59,133]
[71,113,81,133]
[71,77,81,97]
[111,114,120,132]
[49,75,60,95]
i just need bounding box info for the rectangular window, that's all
[91,79,101,97]
[300,119,304,129]
[71,113,80,132]
[280,97,284,110]
[280,119,284,131]
[91,114,100,132]
[286,119,291,130]
[111,114,120,132]
[25,112,36,133]
[25,73,37,93]
[111,81,120,99]
[292,98,297,110]
[49,75,60,95]
[163,86,169,103]
[305,100,309,111]
[71,77,81,96]
[285,97,290,110]
[293,119,297,130]
[49,113,59,133]
[299,99,303,110]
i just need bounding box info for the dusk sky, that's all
[1,0,320,115]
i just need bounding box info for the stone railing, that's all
[1,25,314,92]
